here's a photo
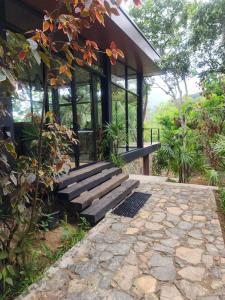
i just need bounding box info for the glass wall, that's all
[112,84,126,153]
[12,63,44,122]
[111,62,138,152]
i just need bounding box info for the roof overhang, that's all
[6,0,161,75]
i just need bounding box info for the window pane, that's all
[128,92,137,149]
[79,131,95,163]
[58,86,71,104]
[112,62,125,88]
[33,101,42,115]
[60,105,73,129]
[12,84,31,122]
[77,103,92,129]
[112,84,126,153]
[96,79,102,128]
[128,67,137,94]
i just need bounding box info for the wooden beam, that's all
[121,142,161,163]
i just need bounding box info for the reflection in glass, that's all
[60,105,73,129]
[111,62,125,88]
[128,92,137,149]
[112,84,126,153]
[128,67,137,94]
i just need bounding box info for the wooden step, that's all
[80,179,140,225]
[55,162,112,190]
[57,167,122,201]
[71,173,129,211]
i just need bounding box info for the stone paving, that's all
[19,178,225,300]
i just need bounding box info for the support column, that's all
[101,55,112,158]
[0,1,14,141]
[137,72,143,148]
[125,65,129,152]
[102,55,112,125]
[143,154,150,175]
[71,68,80,168]
[0,0,6,39]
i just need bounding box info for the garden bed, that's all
[2,219,89,300]
[215,191,225,244]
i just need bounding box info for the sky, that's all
[148,76,202,110]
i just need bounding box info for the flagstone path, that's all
[19,177,225,300]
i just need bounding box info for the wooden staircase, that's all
[55,162,140,225]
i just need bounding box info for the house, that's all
[0,0,161,174]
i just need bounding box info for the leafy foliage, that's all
[102,122,126,167]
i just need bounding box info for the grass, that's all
[1,217,90,300]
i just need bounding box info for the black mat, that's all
[112,192,151,218]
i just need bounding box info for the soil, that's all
[189,175,209,185]
[39,224,77,252]
[214,191,225,244]
[166,174,209,186]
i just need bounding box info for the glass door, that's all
[75,67,102,165]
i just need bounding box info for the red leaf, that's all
[18,51,26,61]
[133,0,142,6]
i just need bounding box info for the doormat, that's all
[112,192,151,218]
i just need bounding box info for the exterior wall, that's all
[123,154,153,175]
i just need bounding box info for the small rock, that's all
[160,284,184,300]
[149,253,173,267]
[178,266,205,281]
[178,221,192,230]
[193,215,206,221]
[206,243,219,254]
[145,222,164,231]
[177,279,208,299]
[176,247,203,264]
[67,278,87,294]
[167,207,183,216]
[188,229,203,239]
[198,297,220,300]
[112,265,139,291]
[107,290,134,300]
[108,243,131,256]
[202,255,214,267]
[134,241,147,253]
[151,212,166,222]
[99,251,113,262]
[133,275,157,296]
[187,238,203,246]
[182,215,192,222]
[150,265,176,281]
[126,228,139,235]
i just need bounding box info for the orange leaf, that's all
[117,49,125,58]
[43,21,50,32]
[59,65,67,74]
[106,49,112,57]
[95,11,105,26]
[75,58,83,66]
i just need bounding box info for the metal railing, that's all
[143,128,160,145]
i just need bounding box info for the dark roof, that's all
[6,0,161,75]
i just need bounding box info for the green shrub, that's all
[219,188,225,213]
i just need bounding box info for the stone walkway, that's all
[20,178,225,300]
